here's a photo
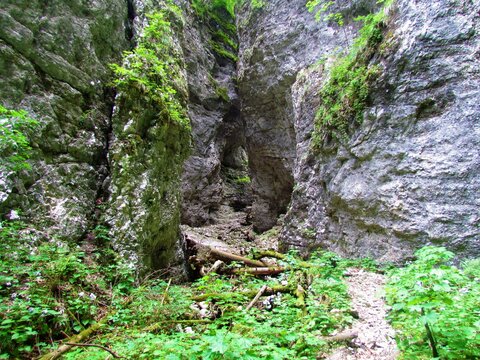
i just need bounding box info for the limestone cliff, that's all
[279,0,480,261]
[1,0,478,270]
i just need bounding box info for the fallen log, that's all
[185,237,266,268]
[231,266,285,276]
[207,247,267,267]
[251,250,287,261]
[252,250,321,269]
[192,285,293,302]
[39,297,133,360]
[246,285,268,311]
[65,343,123,359]
[38,315,110,360]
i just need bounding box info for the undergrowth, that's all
[0,221,363,359]
[386,246,480,359]
[0,220,135,358]
[60,251,357,359]
[310,0,393,146]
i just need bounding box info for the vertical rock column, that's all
[106,1,191,271]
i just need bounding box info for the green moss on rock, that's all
[311,2,392,147]
[107,2,191,271]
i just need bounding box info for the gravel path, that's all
[327,268,399,360]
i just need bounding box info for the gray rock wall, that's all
[237,0,360,232]
[180,4,241,227]
[281,0,480,261]
[0,0,128,240]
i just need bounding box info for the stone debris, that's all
[326,268,398,360]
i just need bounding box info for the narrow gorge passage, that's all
[182,157,280,264]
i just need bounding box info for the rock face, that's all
[180,4,242,227]
[1,0,478,269]
[281,0,480,261]
[105,0,192,271]
[237,0,361,232]
[106,0,244,270]
[0,0,128,240]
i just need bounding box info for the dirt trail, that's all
[327,268,398,360]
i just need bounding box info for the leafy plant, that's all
[110,9,190,130]
[234,175,251,184]
[306,0,344,25]
[192,0,239,62]
[0,220,136,358]
[386,246,480,359]
[0,105,38,173]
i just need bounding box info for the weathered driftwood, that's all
[246,285,268,311]
[192,285,293,302]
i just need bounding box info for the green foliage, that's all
[306,0,344,25]
[310,2,391,146]
[249,0,266,9]
[46,251,357,359]
[386,246,480,359]
[110,8,190,130]
[0,220,135,358]
[0,105,38,173]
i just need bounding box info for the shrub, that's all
[0,105,38,173]
[310,1,392,146]
[386,246,480,359]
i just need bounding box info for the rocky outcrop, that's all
[0,0,128,240]
[105,0,192,271]
[237,0,362,232]
[281,0,480,261]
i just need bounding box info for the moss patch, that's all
[311,1,393,147]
